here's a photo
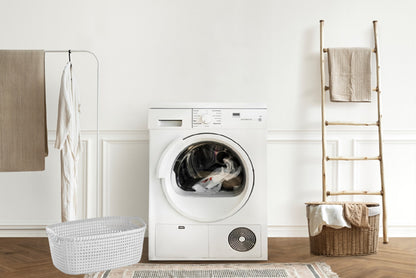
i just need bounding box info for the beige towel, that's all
[328,47,372,102]
[343,203,370,228]
[0,50,48,171]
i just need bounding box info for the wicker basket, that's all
[306,202,380,256]
[46,216,146,275]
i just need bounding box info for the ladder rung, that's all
[326,121,379,126]
[325,86,378,92]
[326,156,380,161]
[323,48,376,53]
[327,190,383,196]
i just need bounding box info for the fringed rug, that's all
[85,263,339,278]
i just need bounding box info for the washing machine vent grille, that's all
[228,227,256,252]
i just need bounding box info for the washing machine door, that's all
[157,133,254,222]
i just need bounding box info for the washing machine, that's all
[148,103,267,260]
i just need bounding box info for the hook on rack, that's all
[68,50,72,63]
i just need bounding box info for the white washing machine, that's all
[148,103,267,260]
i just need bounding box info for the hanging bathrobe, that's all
[55,62,81,222]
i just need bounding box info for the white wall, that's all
[0,0,415,237]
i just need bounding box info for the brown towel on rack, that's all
[343,203,370,228]
[0,50,48,171]
[328,47,372,102]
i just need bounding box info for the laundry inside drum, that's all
[173,141,246,196]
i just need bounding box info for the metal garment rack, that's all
[319,21,388,243]
[45,50,101,217]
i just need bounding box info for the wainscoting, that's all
[0,129,415,237]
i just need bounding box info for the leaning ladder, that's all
[319,20,388,244]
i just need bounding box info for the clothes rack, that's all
[319,21,388,243]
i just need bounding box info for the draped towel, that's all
[307,205,351,236]
[328,47,372,102]
[0,50,48,171]
[343,203,370,228]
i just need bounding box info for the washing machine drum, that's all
[157,133,255,222]
[173,142,245,195]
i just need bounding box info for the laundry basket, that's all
[46,216,146,275]
[306,202,380,256]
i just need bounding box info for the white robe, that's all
[55,62,81,222]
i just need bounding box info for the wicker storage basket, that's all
[306,202,380,256]
[46,216,146,275]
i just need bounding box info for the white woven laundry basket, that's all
[46,216,146,275]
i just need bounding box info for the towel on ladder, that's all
[328,47,372,102]
[0,50,48,171]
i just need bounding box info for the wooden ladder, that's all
[319,20,388,244]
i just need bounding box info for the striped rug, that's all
[86,262,339,278]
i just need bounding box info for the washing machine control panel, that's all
[192,109,222,128]
[192,108,266,128]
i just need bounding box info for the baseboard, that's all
[3,225,415,238]
[268,225,309,237]
[267,225,416,238]
[0,225,47,237]
[387,225,416,237]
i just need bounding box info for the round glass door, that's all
[157,133,254,222]
[173,141,246,196]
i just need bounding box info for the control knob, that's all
[200,113,213,124]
